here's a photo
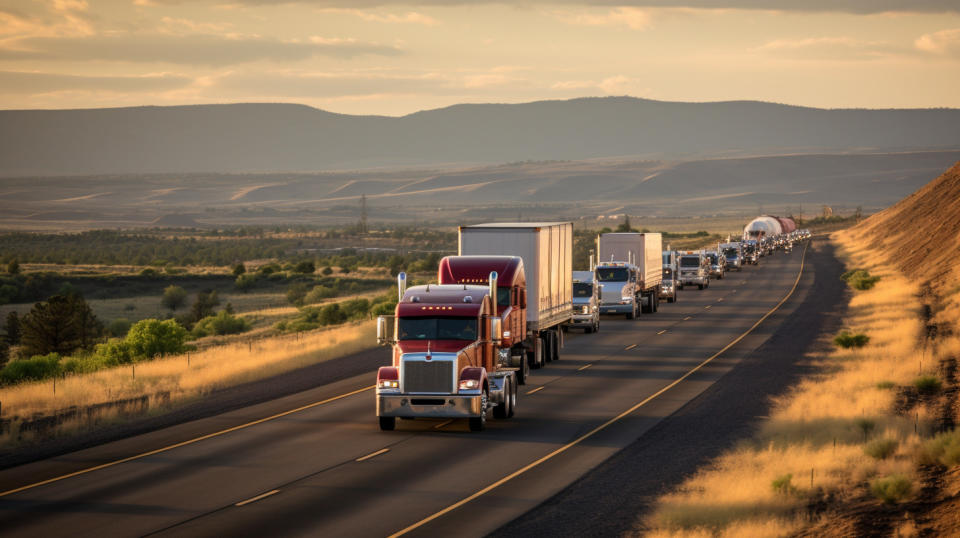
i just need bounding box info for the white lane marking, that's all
[235,489,280,507]
[356,448,390,462]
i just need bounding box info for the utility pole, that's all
[359,194,368,234]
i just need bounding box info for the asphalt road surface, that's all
[0,240,822,537]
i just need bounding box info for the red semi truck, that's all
[374,222,572,432]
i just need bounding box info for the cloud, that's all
[752,36,902,60]
[318,9,439,25]
[553,7,651,30]
[551,75,650,95]
[915,28,960,56]
[0,70,193,94]
[173,0,960,15]
[0,33,402,65]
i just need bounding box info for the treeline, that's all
[0,228,456,267]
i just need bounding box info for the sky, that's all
[1,0,959,115]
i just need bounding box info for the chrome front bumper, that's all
[377,393,482,418]
[600,304,633,314]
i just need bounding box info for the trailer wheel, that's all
[508,377,516,418]
[698,283,704,290]
[469,390,488,431]
[516,349,529,385]
[379,417,396,431]
[543,335,553,363]
[585,324,593,334]
[551,331,560,361]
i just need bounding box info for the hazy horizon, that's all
[2,1,959,115]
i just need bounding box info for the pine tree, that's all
[4,311,20,345]
[20,295,103,357]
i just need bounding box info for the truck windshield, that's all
[573,282,593,297]
[596,267,629,282]
[706,254,718,264]
[680,257,700,267]
[398,317,478,341]
[723,248,738,257]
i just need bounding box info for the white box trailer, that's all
[458,222,573,331]
[597,233,663,292]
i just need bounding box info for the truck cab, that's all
[704,250,725,280]
[720,242,743,271]
[568,270,600,333]
[376,272,518,432]
[742,240,760,264]
[595,262,641,319]
[679,251,710,289]
[660,250,680,302]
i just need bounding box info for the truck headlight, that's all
[378,379,399,389]
[621,296,634,304]
[459,379,480,390]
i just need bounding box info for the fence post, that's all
[132,364,136,380]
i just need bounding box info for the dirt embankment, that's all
[818,161,960,535]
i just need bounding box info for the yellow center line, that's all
[705,305,712,309]
[717,298,724,302]
[434,420,453,429]
[526,386,545,395]
[356,448,390,462]
[624,344,637,350]
[657,330,667,335]
[388,242,809,538]
[235,489,280,507]
[683,316,692,321]
[0,385,376,498]
[578,364,592,371]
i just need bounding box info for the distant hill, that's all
[1,97,959,176]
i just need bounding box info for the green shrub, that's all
[0,353,61,384]
[772,474,798,496]
[870,475,912,504]
[286,282,309,306]
[914,375,942,395]
[139,268,159,277]
[303,285,336,304]
[162,285,188,310]
[107,317,132,338]
[864,438,899,460]
[192,311,250,338]
[834,331,870,348]
[235,273,257,292]
[322,266,333,276]
[294,261,316,274]
[919,429,960,467]
[876,381,896,390]
[93,339,134,365]
[841,269,881,290]
[125,319,187,359]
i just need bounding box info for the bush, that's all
[322,266,333,276]
[841,269,881,290]
[162,285,188,310]
[235,273,257,292]
[919,429,960,467]
[834,331,869,348]
[303,285,336,304]
[914,375,942,395]
[93,339,134,365]
[125,319,187,359]
[870,475,912,504]
[294,261,316,274]
[192,311,250,338]
[0,353,61,384]
[864,438,899,460]
[286,282,309,306]
[139,268,159,277]
[772,474,799,496]
[232,263,246,276]
[107,317,132,338]
[0,339,9,369]
[876,381,896,390]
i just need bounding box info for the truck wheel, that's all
[594,319,600,332]
[698,283,704,290]
[625,307,635,320]
[551,332,560,361]
[507,378,516,418]
[494,378,511,419]
[379,417,396,431]
[469,390,488,431]
[543,335,553,363]
[585,324,593,334]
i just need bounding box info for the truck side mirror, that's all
[490,316,502,345]
[377,315,395,346]
[519,289,526,308]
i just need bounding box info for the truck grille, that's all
[403,361,454,393]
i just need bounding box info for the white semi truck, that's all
[596,232,663,318]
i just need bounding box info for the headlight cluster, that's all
[459,379,480,390]
[378,379,399,389]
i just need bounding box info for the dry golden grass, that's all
[0,320,376,444]
[643,233,931,536]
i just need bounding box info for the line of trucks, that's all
[373,220,809,431]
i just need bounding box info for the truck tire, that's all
[551,331,560,361]
[585,323,593,334]
[508,378,516,418]
[698,283,704,290]
[544,335,554,363]
[379,417,396,431]
[494,377,513,419]
[469,390,488,431]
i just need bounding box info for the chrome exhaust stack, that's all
[397,272,407,302]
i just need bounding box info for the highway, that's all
[0,243,811,537]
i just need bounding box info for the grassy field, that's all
[1,320,377,446]
[643,232,947,536]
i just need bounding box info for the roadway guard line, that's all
[0,385,375,498]
[356,448,390,462]
[388,241,809,538]
[235,489,280,507]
